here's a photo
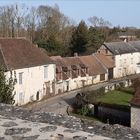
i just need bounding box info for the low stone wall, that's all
[0,103,140,139]
[131,106,140,131]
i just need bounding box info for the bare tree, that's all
[88,16,111,27]
[25,7,37,41]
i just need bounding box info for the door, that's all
[108,68,113,80]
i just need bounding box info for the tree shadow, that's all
[118,87,134,95]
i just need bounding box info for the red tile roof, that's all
[79,55,107,76]
[95,53,115,69]
[0,38,53,70]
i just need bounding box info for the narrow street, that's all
[25,74,140,114]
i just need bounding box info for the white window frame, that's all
[131,58,133,64]
[19,72,23,85]
[44,65,48,79]
[119,59,122,67]
[19,92,24,103]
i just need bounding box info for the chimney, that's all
[74,52,78,57]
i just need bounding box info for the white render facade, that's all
[98,41,140,78]
[114,52,138,78]
[55,73,108,94]
[6,64,55,105]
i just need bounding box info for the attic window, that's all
[80,64,86,68]
[62,66,68,72]
[71,65,77,70]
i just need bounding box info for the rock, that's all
[50,134,64,140]
[73,136,87,140]
[5,128,31,135]
[2,121,18,127]
[64,129,77,133]
[39,126,57,132]
[12,135,39,140]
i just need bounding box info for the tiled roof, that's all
[79,55,107,76]
[95,53,115,69]
[129,40,140,52]
[63,57,87,68]
[0,38,53,70]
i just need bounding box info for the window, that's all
[19,92,24,102]
[44,66,48,79]
[131,58,133,64]
[124,59,126,64]
[119,59,122,67]
[100,74,105,81]
[19,73,23,85]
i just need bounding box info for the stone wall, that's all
[0,103,140,139]
[131,106,140,131]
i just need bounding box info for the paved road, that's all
[25,74,140,114]
[25,81,108,114]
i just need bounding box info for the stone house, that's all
[79,55,108,84]
[0,38,55,105]
[94,53,115,80]
[97,41,139,78]
[51,56,88,94]
[129,41,140,74]
[51,54,114,94]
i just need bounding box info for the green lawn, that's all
[96,87,134,106]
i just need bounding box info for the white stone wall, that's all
[114,52,138,78]
[55,73,108,94]
[6,64,55,105]
[131,106,140,131]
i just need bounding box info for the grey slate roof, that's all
[129,40,140,52]
[103,41,140,55]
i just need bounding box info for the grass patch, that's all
[96,87,134,106]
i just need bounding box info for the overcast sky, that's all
[0,0,140,28]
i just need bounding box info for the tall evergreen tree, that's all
[86,26,104,53]
[0,67,15,104]
[70,21,88,55]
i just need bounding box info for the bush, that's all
[77,105,91,116]
[0,67,16,104]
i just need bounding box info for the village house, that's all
[51,56,70,94]
[129,41,140,74]
[51,56,88,94]
[94,53,115,80]
[51,53,115,94]
[79,55,108,84]
[118,32,137,42]
[97,41,140,78]
[0,38,55,105]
